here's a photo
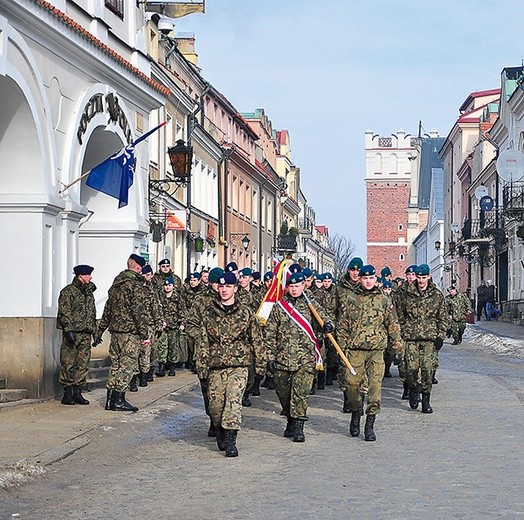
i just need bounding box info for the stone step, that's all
[0,378,6,390]
[0,388,28,404]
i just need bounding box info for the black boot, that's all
[216,426,226,451]
[261,375,269,388]
[105,389,113,410]
[316,371,326,390]
[110,390,139,412]
[421,392,433,414]
[72,385,89,405]
[241,391,252,407]
[383,362,392,378]
[129,375,139,392]
[292,419,305,443]
[325,367,334,386]
[138,372,148,387]
[401,381,410,400]
[61,386,76,405]
[432,372,438,384]
[266,375,276,390]
[146,367,155,382]
[364,415,376,441]
[224,429,239,457]
[409,385,420,410]
[342,391,351,413]
[251,374,263,396]
[168,362,176,376]
[349,411,361,437]
[207,419,217,437]
[309,382,316,395]
[284,417,294,438]
[155,362,166,377]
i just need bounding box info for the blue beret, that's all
[129,254,146,267]
[225,262,238,272]
[381,266,391,277]
[288,272,305,284]
[164,276,175,285]
[382,280,392,289]
[239,267,253,276]
[360,265,376,276]
[218,272,238,285]
[158,258,170,266]
[415,264,430,276]
[263,271,273,282]
[314,274,323,280]
[348,257,364,270]
[323,272,333,280]
[73,264,94,276]
[288,263,302,274]
[405,265,418,274]
[190,272,201,279]
[141,265,153,275]
[302,267,313,277]
[252,271,261,281]
[208,267,224,283]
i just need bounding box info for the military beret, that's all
[302,267,313,278]
[382,280,392,289]
[158,258,171,266]
[225,261,238,272]
[348,257,364,270]
[381,266,391,277]
[323,272,333,280]
[405,265,418,274]
[288,272,305,285]
[129,254,146,267]
[218,272,238,285]
[190,272,201,279]
[164,276,175,285]
[263,271,273,282]
[416,264,430,276]
[314,274,323,280]
[141,264,153,275]
[239,267,253,276]
[252,271,261,281]
[359,265,376,276]
[73,264,94,276]
[288,263,302,274]
[208,267,224,283]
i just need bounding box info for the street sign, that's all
[474,185,488,200]
[496,149,524,182]
[450,222,460,233]
[480,195,494,211]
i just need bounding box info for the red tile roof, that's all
[34,0,171,97]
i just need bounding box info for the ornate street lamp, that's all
[434,240,441,250]
[241,235,250,251]
[167,139,193,184]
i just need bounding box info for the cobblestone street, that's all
[1,324,523,520]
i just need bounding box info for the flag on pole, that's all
[85,121,166,208]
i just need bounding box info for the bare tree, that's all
[328,234,356,280]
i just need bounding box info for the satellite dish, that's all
[496,149,524,182]
[474,186,489,200]
[480,195,494,211]
[450,222,460,233]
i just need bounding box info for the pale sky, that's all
[175,0,524,255]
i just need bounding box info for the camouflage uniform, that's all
[337,284,402,416]
[196,299,266,430]
[152,269,182,292]
[98,270,149,392]
[320,284,339,383]
[57,277,97,387]
[265,293,331,421]
[396,281,448,395]
[142,277,164,374]
[446,291,471,344]
[158,288,183,367]
[179,282,206,368]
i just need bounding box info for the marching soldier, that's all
[158,277,182,376]
[446,286,472,345]
[321,272,339,386]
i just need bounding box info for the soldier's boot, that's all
[309,379,316,395]
[260,375,269,388]
[61,386,76,405]
[383,362,392,379]
[421,392,433,414]
[342,391,351,413]
[110,390,138,412]
[104,389,113,410]
[292,419,306,443]
[284,417,294,438]
[168,362,176,376]
[224,430,239,457]
[401,381,410,400]
[72,385,90,405]
[251,374,263,397]
[349,411,361,437]
[458,330,464,344]
[207,419,217,437]
[216,426,226,451]
[325,367,334,386]
[364,415,376,442]
[146,367,155,382]
[409,385,420,410]
[138,372,148,387]
[129,375,139,392]
[241,390,252,407]
[155,362,166,377]
[432,372,438,384]
[316,371,326,390]
[266,375,276,390]
[452,337,460,345]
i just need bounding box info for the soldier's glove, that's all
[434,338,444,351]
[92,335,103,348]
[267,360,277,374]
[65,331,76,344]
[393,352,403,366]
[322,322,334,334]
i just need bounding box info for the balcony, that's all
[461,212,506,251]
[277,234,298,252]
[298,217,313,236]
[502,182,524,221]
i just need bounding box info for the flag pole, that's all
[303,292,357,376]
[58,170,91,194]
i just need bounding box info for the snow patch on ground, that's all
[464,327,524,358]
[0,461,46,489]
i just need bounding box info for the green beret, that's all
[208,267,224,283]
[380,266,391,277]
[348,257,364,270]
[415,264,430,276]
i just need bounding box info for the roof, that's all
[418,137,446,209]
[459,88,500,113]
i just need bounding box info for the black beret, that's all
[158,258,171,266]
[141,265,153,275]
[225,261,238,272]
[73,264,94,276]
[129,254,146,267]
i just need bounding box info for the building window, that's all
[399,254,405,261]
[398,224,403,231]
[105,0,124,17]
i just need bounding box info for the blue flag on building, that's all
[85,121,166,208]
